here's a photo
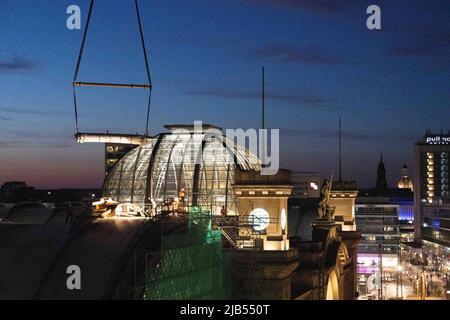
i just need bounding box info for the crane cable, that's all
[72,0,153,135]
[134,0,153,136]
[72,0,94,133]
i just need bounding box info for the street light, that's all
[421,272,427,300]
[281,208,287,250]
[447,273,449,300]
[397,265,403,299]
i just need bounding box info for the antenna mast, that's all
[262,66,265,130]
[339,117,342,182]
[260,66,266,167]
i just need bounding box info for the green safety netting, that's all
[144,207,231,300]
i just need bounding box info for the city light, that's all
[281,208,286,232]
[2,0,450,306]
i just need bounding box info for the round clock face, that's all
[249,208,270,231]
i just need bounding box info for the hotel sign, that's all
[426,135,450,145]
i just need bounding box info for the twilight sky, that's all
[0,0,449,189]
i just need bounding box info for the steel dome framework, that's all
[103,129,261,215]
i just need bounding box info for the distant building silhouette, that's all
[375,153,388,190]
[0,181,35,203]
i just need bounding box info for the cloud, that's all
[281,128,416,143]
[0,140,73,149]
[0,131,74,149]
[4,129,68,140]
[388,31,450,57]
[245,0,356,15]
[256,44,341,65]
[0,140,29,148]
[47,143,74,149]
[186,87,336,106]
[0,53,37,72]
[0,107,62,116]
[0,116,11,121]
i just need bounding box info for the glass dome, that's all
[103,127,261,216]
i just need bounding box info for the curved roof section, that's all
[0,217,157,299]
[6,207,53,224]
[0,223,72,299]
[0,206,9,220]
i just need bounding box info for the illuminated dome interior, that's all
[103,126,261,215]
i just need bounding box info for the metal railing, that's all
[211,215,279,249]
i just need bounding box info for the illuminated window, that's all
[281,208,286,231]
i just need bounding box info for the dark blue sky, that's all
[1,0,449,188]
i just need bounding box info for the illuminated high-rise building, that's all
[290,171,320,199]
[105,143,137,176]
[414,130,450,246]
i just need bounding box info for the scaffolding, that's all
[143,206,231,300]
[134,204,276,300]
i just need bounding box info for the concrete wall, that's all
[230,248,299,300]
